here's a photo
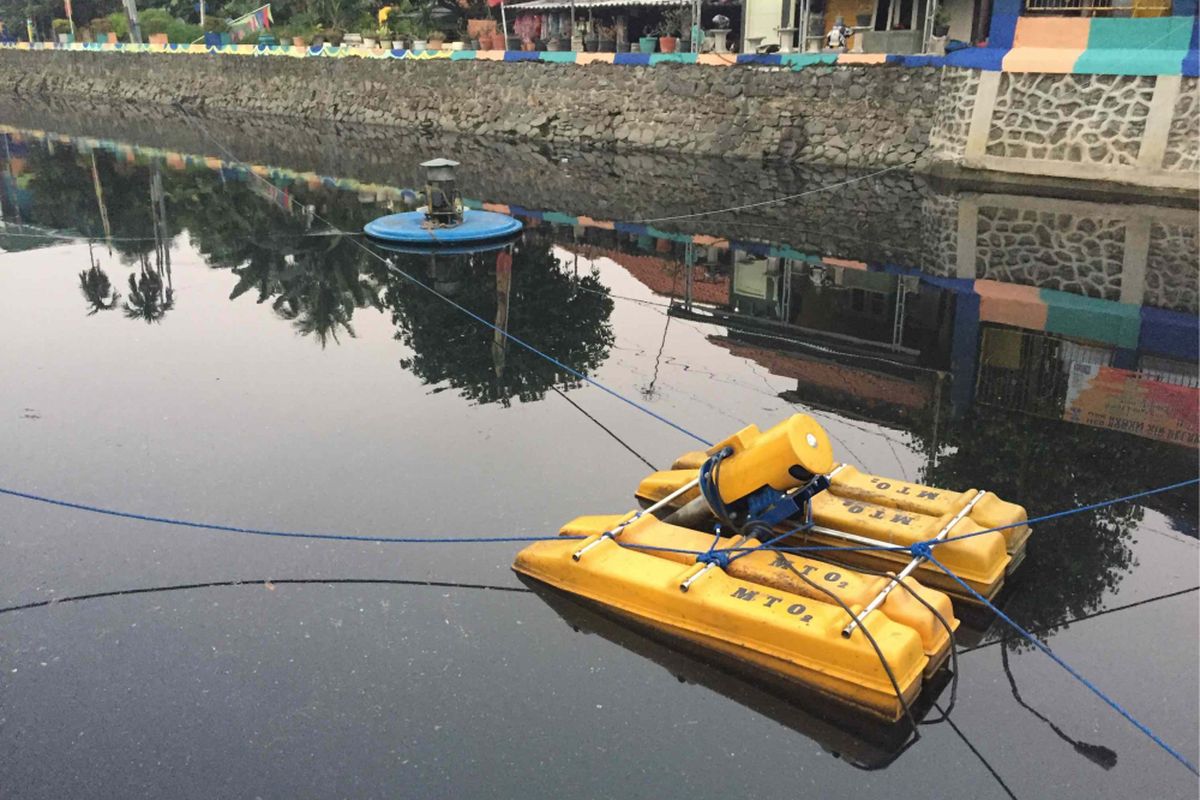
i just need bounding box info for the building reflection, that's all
[2,122,1195,642]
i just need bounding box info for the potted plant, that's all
[667,7,693,52]
[637,30,656,54]
[361,21,378,48]
[466,18,495,43]
[597,24,615,52]
[385,12,411,49]
[428,28,446,48]
[52,18,72,43]
[653,18,677,53]
[583,23,598,52]
[90,17,113,43]
[931,6,950,37]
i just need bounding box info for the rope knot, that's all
[696,550,731,569]
[910,540,935,560]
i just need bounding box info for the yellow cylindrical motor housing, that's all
[714,414,834,503]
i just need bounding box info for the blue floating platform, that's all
[364,210,523,245]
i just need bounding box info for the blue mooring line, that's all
[380,259,714,448]
[2,475,1198,775]
[925,551,1200,777]
[0,486,584,545]
[172,99,712,451]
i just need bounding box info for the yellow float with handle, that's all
[513,413,1019,720]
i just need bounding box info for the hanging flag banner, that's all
[1063,362,1198,447]
[229,4,272,41]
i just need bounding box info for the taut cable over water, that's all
[10,98,1192,777]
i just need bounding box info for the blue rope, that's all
[720,477,1200,557]
[924,551,1199,777]
[176,99,711,450]
[382,259,713,448]
[0,486,585,545]
[936,477,1200,546]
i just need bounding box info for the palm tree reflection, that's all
[79,243,120,314]
[123,253,174,323]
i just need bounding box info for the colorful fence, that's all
[3,16,1197,76]
[946,9,1198,76]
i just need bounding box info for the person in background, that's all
[825,16,852,51]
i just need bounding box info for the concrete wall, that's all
[0,49,1195,191]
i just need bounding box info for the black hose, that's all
[775,556,920,738]
[813,551,959,723]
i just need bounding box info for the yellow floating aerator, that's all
[512,414,990,720]
[635,419,1030,604]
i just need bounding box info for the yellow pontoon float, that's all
[635,429,1030,604]
[514,414,1030,720]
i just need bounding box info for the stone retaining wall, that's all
[0,49,943,168]
[0,95,938,267]
[5,97,1195,314]
[0,49,1195,191]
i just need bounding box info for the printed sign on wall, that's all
[1064,362,1198,447]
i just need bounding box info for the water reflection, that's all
[1,119,1195,648]
[522,578,941,771]
[384,237,614,406]
[1000,641,1118,771]
[78,252,119,314]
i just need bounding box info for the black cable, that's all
[550,386,658,471]
[935,701,1020,800]
[774,555,920,738]
[0,577,532,616]
[810,550,959,723]
[1001,640,1118,770]
[957,585,1200,656]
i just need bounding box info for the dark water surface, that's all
[1,103,1197,799]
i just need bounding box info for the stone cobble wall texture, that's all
[986,73,1155,166]
[0,96,939,267]
[1163,78,1198,174]
[1146,221,1199,312]
[975,204,1127,300]
[927,67,978,163]
[0,49,945,168]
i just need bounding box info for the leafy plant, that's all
[652,8,691,37]
[51,18,71,34]
[137,8,175,36]
[105,12,129,39]
[166,19,203,42]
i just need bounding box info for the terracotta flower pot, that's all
[466,19,497,40]
[659,36,678,53]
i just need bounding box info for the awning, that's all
[507,0,691,11]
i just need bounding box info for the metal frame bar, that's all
[841,490,987,638]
